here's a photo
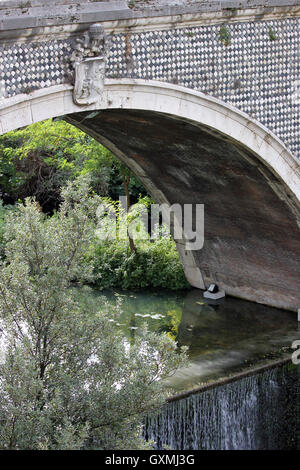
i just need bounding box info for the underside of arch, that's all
[0,80,299,311]
[66,108,300,312]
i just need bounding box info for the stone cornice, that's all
[0,1,299,43]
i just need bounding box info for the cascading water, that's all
[144,364,299,450]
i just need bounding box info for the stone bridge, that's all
[0,0,299,311]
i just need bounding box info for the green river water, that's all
[79,287,299,393]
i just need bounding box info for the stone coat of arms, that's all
[71,23,109,106]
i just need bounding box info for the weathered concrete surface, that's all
[0,0,299,34]
[66,107,300,312]
[127,0,300,13]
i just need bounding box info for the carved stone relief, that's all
[71,23,109,106]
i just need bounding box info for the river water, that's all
[82,287,299,391]
[80,287,299,450]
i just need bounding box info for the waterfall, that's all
[144,364,299,450]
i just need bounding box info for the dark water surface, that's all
[82,287,299,392]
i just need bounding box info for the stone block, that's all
[203,290,226,300]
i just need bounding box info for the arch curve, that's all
[0,79,299,311]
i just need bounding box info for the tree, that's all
[120,163,136,253]
[0,119,148,214]
[0,176,187,449]
[0,201,15,260]
[0,120,111,211]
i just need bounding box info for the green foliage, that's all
[218,25,231,46]
[0,120,112,211]
[0,201,15,259]
[89,196,190,291]
[0,119,148,212]
[90,238,190,291]
[0,176,187,449]
[19,1,31,8]
[268,27,277,41]
[108,160,148,204]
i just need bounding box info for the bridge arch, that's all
[0,79,299,311]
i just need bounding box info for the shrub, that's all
[0,201,15,259]
[90,237,190,291]
[0,176,187,450]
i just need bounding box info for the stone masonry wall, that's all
[0,15,299,157]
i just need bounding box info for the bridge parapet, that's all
[0,2,300,33]
[1,0,298,157]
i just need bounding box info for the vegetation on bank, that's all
[0,201,15,260]
[91,238,189,291]
[0,119,146,212]
[0,177,188,450]
[0,120,190,448]
[0,119,190,291]
[90,197,189,290]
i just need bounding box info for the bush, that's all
[88,196,190,291]
[90,237,190,291]
[0,176,188,450]
[0,201,15,259]
[0,119,148,213]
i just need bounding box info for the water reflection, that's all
[168,290,299,390]
[79,287,299,392]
